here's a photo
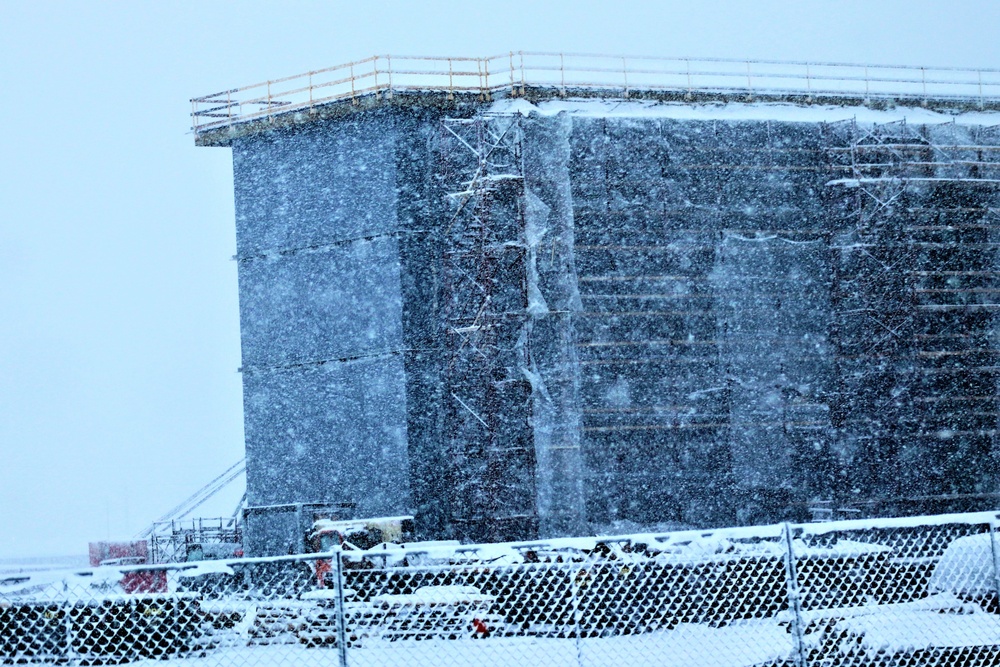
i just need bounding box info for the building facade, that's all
[200,87,1000,553]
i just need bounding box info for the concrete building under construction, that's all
[192,54,1000,554]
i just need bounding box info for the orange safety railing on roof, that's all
[190,52,1000,136]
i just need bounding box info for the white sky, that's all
[2,0,999,559]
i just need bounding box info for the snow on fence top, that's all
[190,52,1000,136]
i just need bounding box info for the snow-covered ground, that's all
[99,623,793,667]
[0,555,88,577]
[62,607,1000,667]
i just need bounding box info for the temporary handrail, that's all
[191,52,1000,136]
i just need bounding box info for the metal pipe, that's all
[510,51,515,95]
[519,51,526,95]
[560,53,566,96]
[482,56,490,99]
[989,522,1000,614]
[782,523,807,667]
[334,548,349,667]
[570,566,584,667]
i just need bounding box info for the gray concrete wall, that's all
[231,112,415,553]
[391,108,453,540]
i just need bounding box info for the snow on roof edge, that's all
[490,97,1000,126]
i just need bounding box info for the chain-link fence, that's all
[4,512,1000,666]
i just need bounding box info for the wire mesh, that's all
[3,513,1000,665]
[793,519,1000,666]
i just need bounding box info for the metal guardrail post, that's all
[510,51,516,96]
[560,53,566,97]
[746,60,753,101]
[483,56,490,100]
[387,56,393,99]
[519,51,526,96]
[476,58,484,100]
[334,548,349,667]
[782,523,808,667]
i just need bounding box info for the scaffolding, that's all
[141,460,246,563]
[826,119,1000,213]
[825,119,1000,514]
[438,113,538,542]
[148,517,242,564]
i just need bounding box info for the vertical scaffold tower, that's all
[438,114,539,542]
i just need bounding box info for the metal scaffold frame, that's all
[141,459,247,563]
[824,119,1000,515]
[438,113,538,542]
[148,516,243,565]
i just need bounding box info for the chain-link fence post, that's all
[570,566,583,667]
[782,523,807,667]
[333,548,349,667]
[989,520,1000,612]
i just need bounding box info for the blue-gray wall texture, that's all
[224,99,1000,552]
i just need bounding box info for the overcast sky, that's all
[2,1,1000,559]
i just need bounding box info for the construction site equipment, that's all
[140,460,246,564]
[308,516,415,552]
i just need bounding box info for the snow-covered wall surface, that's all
[223,95,1000,552]
[232,111,416,554]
